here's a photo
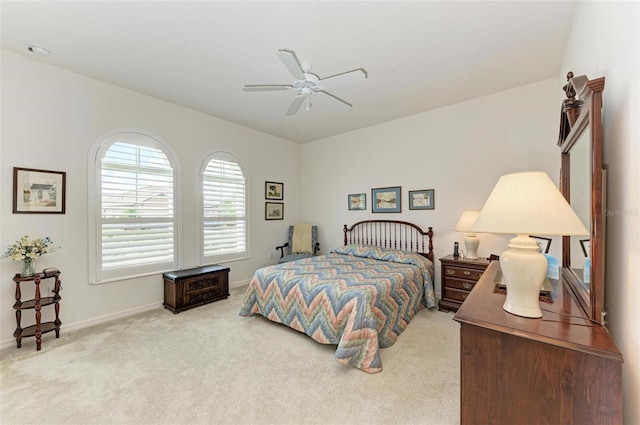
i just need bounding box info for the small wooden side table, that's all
[13,270,62,351]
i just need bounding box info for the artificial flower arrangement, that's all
[1,235,58,277]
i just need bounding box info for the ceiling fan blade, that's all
[285,96,305,115]
[277,49,305,80]
[318,90,352,109]
[243,84,292,92]
[320,69,367,89]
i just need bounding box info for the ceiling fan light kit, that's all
[243,49,367,115]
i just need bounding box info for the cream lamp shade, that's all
[455,209,480,259]
[471,171,589,318]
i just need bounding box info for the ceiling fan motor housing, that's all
[293,73,321,93]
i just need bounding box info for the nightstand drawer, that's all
[444,287,471,303]
[443,266,483,281]
[444,277,476,291]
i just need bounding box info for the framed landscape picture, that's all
[265,202,284,220]
[348,193,366,210]
[13,167,66,214]
[265,181,283,200]
[408,189,435,210]
[372,186,401,213]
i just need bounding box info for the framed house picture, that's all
[265,202,284,220]
[13,167,66,214]
[348,193,366,210]
[265,181,283,200]
[408,189,434,210]
[372,186,401,213]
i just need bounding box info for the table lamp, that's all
[471,171,589,318]
[454,209,481,259]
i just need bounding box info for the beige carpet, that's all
[0,285,460,425]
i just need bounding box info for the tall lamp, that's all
[471,171,589,318]
[455,210,480,259]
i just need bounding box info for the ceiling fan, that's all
[243,49,367,115]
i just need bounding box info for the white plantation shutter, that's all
[90,132,178,283]
[201,152,248,263]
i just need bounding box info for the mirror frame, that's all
[557,72,606,323]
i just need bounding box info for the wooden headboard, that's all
[343,220,434,262]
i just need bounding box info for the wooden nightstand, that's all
[163,265,230,314]
[438,255,490,312]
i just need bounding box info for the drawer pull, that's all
[463,271,471,276]
[463,282,472,290]
[462,293,468,300]
[447,269,456,275]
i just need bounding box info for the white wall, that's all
[300,77,563,288]
[561,2,640,423]
[0,50,301,347]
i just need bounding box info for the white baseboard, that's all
[229,278,250,289]
[1,279,252,350]
[0,301,163,350]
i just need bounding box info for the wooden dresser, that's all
[454,261,622,425]
[438,255,490,312]
[163,265,230,314]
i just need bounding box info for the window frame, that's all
[88,129,181,284]
[199,150,250,265]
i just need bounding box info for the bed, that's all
[239,220,435,373]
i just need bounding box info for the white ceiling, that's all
[1,1,577,143]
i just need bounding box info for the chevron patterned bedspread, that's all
[239,244,435,373]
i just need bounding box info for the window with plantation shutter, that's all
[201,152,248,263]
[89,131,179,283]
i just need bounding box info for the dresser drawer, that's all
[444,277,476,291]
[443,266,483,281]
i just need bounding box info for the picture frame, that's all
[408,189,435,210]
[531,236,552,253]
[13,167,66,214]
[580,239,590,257]
[265,202,284,220]
[348,193,366,211]
[371,186,401,213]
[265,181,283,200]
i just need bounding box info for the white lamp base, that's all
[464,234,479,259]
[500,234,548,318]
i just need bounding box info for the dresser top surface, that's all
[454,261,622,362]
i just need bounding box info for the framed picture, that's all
[372,186,401,213]
[13,167,66,214]
[265,181,283,200]
[580,239,590,257]
[408,189,435,210]
[531,236,552,253]
[348,193,366,210]
[265,202,284,220]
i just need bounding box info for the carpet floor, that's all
[0,285,460,425]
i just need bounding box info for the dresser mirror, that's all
[558,72,606,323]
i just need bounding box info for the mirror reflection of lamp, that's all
[455,210,481,260]
[471,171,589,318]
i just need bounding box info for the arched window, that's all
[89,130,180,283]
[200,152,248,264]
